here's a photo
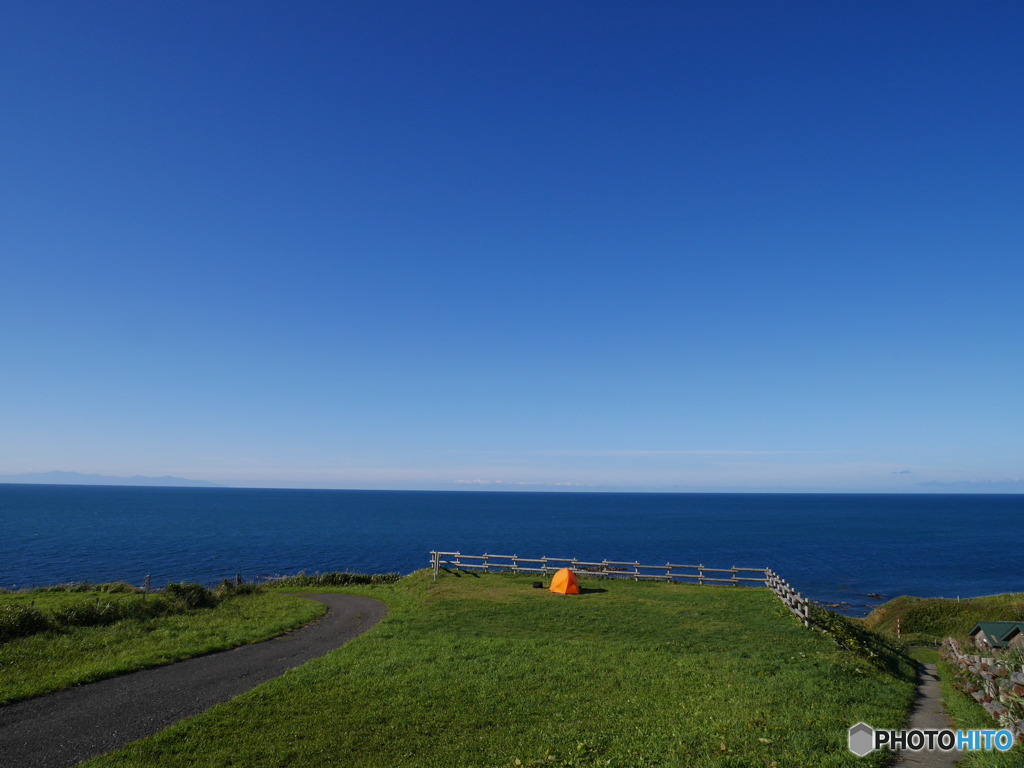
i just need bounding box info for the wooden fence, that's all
[430,551,814,629]
[429,550,768,586]
[765,568,811,628]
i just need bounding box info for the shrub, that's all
[49,600,122,628]
[0,604,51,642]
[133,595,178,619]
[272,571,402,588]
[29,581,141,594]
[164,582,218,609]
[29,582,94,593]
[215,580,264,599]
[95,582,141,594]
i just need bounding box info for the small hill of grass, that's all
[86,570,916,768]
[862,593,1024,646]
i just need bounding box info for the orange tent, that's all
[549,568,580,595]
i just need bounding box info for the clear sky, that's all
[2,2,1022,492]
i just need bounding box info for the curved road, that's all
[0,593,387,768]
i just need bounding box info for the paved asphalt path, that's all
[0,594,386,768]
[896,662,963,768]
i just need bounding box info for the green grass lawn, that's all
[907,647,939,664]
[84,570,916,768]
[0,591,324,704]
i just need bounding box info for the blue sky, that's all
[2,1,1022,492]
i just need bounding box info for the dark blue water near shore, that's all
[2,484,1022,615]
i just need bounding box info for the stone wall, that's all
[942,637,1024,743]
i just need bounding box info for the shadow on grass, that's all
[439,569,481,578]
[438,570,607,594]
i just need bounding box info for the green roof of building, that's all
[968,621,1024,647]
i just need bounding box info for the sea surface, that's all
[2,485,1022,616]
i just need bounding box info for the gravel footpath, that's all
[0,593,386,768]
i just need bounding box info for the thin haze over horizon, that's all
[2,2,1022,493]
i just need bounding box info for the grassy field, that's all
[0,590,324,704]
[84,570,916,768]
[861,593,1024,646]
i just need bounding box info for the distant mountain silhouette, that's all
[0,471,223,488]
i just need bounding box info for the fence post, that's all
[542,556,548,574]
[512,554,518,574]
[698,564,704,586]
[143,574,151,601]
[483,553,489,573]
[731,565,738,585]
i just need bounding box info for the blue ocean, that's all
[1,484,1021,616]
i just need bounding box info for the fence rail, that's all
[429,551,768,586]
[764,568,811,628]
